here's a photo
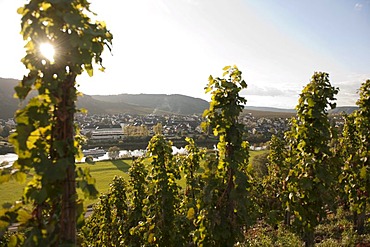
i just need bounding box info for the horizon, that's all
[0,1,369,109]
[0,76,359,110]
[0,76,359,109]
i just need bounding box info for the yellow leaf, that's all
[223,65,231,71]
[84,64,93,77]
[187,207,195,220]
[97,20,107,28]
[79,108,88,114]
[148,233,155,243]
[40,2,52,11]
[17,7,25,15]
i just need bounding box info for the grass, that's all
[0,150,267,208]
[0,160,133,208]
[77,159,132,206]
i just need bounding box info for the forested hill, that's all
[0,78,20,119]
[90,94,210,115]
[0,77,209,118]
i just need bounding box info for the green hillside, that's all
[91,94,210,115]
[0,78,20,119]
[77,94,171,115]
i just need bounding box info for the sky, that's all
[0,0,369,109]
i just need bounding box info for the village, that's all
[1,110,348,156]
[75,112,292,150]
[0,112,294,155]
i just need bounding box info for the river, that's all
[0,146,187,166]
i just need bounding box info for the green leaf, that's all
[17,208,32,224]
[8,235,18,247]
[63,12,82,27]
[0,174,11,184]
[307,98,315,107]
[14,171,27,183]
[360,166,367,179]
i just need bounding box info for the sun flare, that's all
[39,43,55,63]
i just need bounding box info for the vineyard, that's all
[0,1,370,246]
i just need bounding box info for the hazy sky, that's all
[1,0,369,108]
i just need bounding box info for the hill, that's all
[0,78,20,119]
[0,77,208,118]
[243,106,358,118]
[91,94,210,115]
[329,106,358,115]
[244,106,296,113]
[77,94,172,115]
[0,77,358,119]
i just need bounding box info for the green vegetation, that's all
[0,1,368,243]
[0,150,267,208]
[0,160,129,210]
[0,0,112,245]
[284,72,339,246]
[2,58,370,246]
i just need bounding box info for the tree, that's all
[85,155,95,164]
[195,65,252,246]
[0,125,11,138]
[339,79,370,233]
[80,176,129,246]
[108,146,120,160]
[81,135,182,246]
[79,66,254,246]
[123,125,149,136]
[153,122,163,135]
[257,135,289,226]
[284,72,338,246]
[250,152,269,179]
[144,135,181,246]
[1,0,112,245]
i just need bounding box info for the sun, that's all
[39,43,55,63]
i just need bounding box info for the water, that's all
[0,153,17,166]
[0,146,186,165]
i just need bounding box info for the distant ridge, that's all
[0,77,358,119]
[244,106,296,113]
[0,78,20,119]
[90,94,210,115]
[329,106,358,115]
[245,106,358,116]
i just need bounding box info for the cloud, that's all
[244,84,299,97]
[354,3,363,10]
[333,73,370,106]
[181,0,199,6]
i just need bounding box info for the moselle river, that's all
[0,146,187,166]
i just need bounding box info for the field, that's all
[0,159,132,208]
[0,150,267,208]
